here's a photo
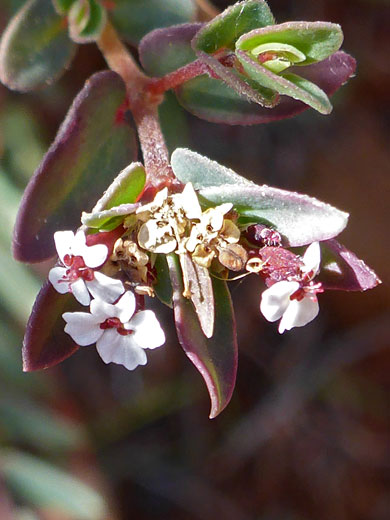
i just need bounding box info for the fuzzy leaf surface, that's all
[176,152,349,246]
[177,51,355,124]
[319,239,381,291]
[13,71,137,263]
[236,21,343,64]
[68,0,107,43]
[0,0,76,91]
[236,49,332,114]
[22,282,80,372]
[168,255,237,418]
[193,0,275,54]
[110,0,196,45]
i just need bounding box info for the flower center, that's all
[99,317,133,336]
[62,255,94,282]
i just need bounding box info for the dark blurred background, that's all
[0,0,389,518]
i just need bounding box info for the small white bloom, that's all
[63,291,165,371]
[260,242,322,333]
[49,230,124,305]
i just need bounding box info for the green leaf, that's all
[69,0,107,43]
[1,450,106,519]
[110,0,196,45]
[81,162,146,229]
[168,254,237,418]
[236,49,332,114]
[53,0,76,14]
[171,147,252,189]
[236,21,344,65]
[91,162,146,211]
[0,0,76,92]
[13,70,137,263]
[193,0,275,54]
[153,254,173,307]
[171,150,349,246]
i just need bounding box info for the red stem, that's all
[148,59,210,96]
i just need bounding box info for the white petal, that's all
[216,202,233,216]
[54,231,75,262]
[70,278,91,306]
[48,267,69,294]
[260,280,299,322]
[302,241,321,277]
[138,221,176,253]
[87,272,124,303]
[90,298,117,320]
[179,183,202,219]
[81,243,108,268]
[278,296,319,333]
[96,329,147,370]
[71,230,88,255]
[63,311,103,346]
[130,310,166,349]
[114,291,136,323]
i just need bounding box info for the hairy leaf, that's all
[139,23,202,76]
[177,51,355,124]
[68,0,107,43]
[193,0,275,54]
[110,0,196,45]
[22,282,80,372]
[168,255,237,418]
[319,239,381,291]
[236,21,343,64]
[13,71,137,263]
[236,49,332,114]
[0,0,76,91]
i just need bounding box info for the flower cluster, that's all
[50,183,327,372]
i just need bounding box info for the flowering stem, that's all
[148,59,211,96]
[97,21,174,185]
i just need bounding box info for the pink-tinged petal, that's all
[90,298,117,320]
[115,291,136,323]
[70,278,91,306]
[302,241,321,276]
[54,230,74,262]
[48,266,69,294]
[23,282,80,371]
[179,183,202,219]
[131,310,166,350]
[81,243,108,268]
[278,296,319,333]
[96,329,147,370]
[63,312,103,346]
[87,272,124,303]
[260,280,299,322]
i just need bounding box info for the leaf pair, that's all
[139,0,356,124]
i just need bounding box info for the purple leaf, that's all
[23,282,81,372]
[13,70,137,263]
[319,239,381,291]
[168,254,237,418]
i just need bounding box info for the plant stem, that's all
[196,0,219,20]
[97,22,174,186]
[148,59,210,96]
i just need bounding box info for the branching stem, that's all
[97,22,174,186]
[148,59,210,96]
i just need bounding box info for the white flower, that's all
[49,230,124,306]
[62,291,165,370]
[260,242,322,333]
